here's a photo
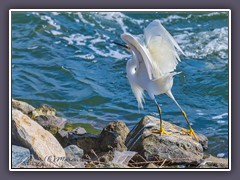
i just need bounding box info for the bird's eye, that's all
[134,67,137,71]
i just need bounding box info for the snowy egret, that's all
[114,20,198,141]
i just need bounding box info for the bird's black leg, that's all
[156,103,163,131]
[152,100,172,135]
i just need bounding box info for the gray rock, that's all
[92,162,130,168]
[99,121,129,152]
[69,127,87,135]
[102,121,130,142]
[12,99,35,115]
[12,145,30,168]
[55,129,69,147]
[29,104,56,118]
[197,155,228,168]
[126,116,207,165]
[12,109,66,165]
[55,127,87,148]
[198,134,208,150]
[33,115,66,135]
[64,145,84,167]
[98,151,114,163]
[99,130,127,152]
[64,145,84,161]
[69,133,100,154]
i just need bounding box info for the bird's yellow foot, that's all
[152,127,172,135]
[181,128,199,141]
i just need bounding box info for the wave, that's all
[212,113,228,120]
[174,27,228,60]
[29,11,228,61]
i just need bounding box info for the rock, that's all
[198,134,208,150]
[99,131,127,152]
[12,109,66,165]
[55,129,69,147]
[64,122,101,135]
[102,121,130,142]
[197,155,228,168]
[126,116,207,165]
[29,104,56,118]
[69,127,87,135]
[12,99,35,115]
[64,145,84,161]
[64,145,84,168]
[98,151,114,163]
[91,162,130,168]
[33,115,66,135]
[98,121,129,152]
[12,145,30,168]
[55,127,87,148]
[145,163,158,168]
[68,133,100,154]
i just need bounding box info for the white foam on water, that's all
[174,27,228,59]
[217,120,225,124]
[76,12,95,26]
[212,113,228,120]
[90,37,105,44]
[108,50,130,59]
[175,27,193,31]
[74,18,79,23]
[88,44,108,57]
[200,12,228,18]
[161,15,186,23]
[40,15,61,30]
[31,12,40,16]
[51,12,60,16]
[196,109,204,116]
[51,30,62,36]
[27,46,38,50]
[62,33,92,45]
[75,54,95,60]
[91,12,129,33]
[61,66,71,72]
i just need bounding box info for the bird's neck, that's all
[126,58,137,77]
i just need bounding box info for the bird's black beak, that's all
[113,41,130,49]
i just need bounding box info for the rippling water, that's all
[11,11,229,156]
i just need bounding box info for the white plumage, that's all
[121,20,184,109]
[117,19,198,141]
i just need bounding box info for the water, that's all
[11,11,229,157]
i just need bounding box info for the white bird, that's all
[114,20,198,141]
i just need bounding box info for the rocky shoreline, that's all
[11,99,228,169]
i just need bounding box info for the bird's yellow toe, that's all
[152,127,172,135]
[181,128,199,142]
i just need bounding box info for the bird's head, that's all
[113,33,139,51]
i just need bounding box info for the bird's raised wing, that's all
[143,20,185,80]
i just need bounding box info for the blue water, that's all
[11,11,229,157]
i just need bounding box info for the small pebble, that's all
[217,153,225,158]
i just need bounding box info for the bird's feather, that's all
[143,20,185,80]
[127,74,145,109]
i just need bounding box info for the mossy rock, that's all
[49,127,59,136]
[64,123,101,135]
